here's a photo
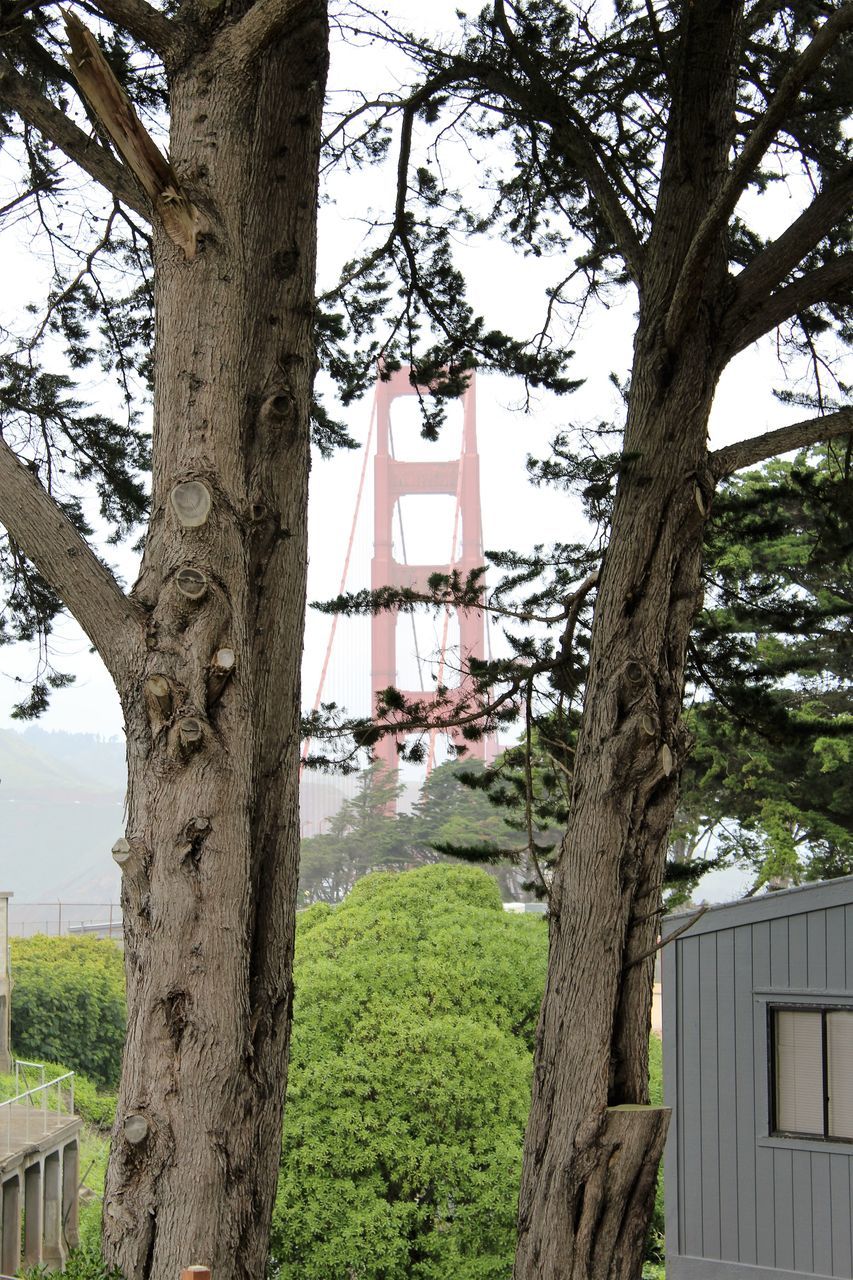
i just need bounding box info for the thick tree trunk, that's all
[512,5,742,1274]
[513,6,746,1273]
[513,347,715,1280]
[101,14,328,1280]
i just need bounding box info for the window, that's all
[772,1006,853,1142]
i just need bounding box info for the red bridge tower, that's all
[371,368,490,774]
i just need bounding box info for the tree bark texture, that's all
[514,3,744,1276]
[100,12,329,1280]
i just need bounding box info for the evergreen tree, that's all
[432,446,853,903]
[0,5,329,1278]
[273,866,548,1280]
[680,441,853,889]
[298,764,411,903]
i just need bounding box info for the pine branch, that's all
[0,50,149,217]
[87,0,176,57]
[490,0,645,284]
[710,406,853,478]
[665,2,853,345]
[0,436,144,682]
[722,162,853,332]
[318,71,457,305]
[722,253,853,358]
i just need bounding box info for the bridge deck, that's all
[0,1104,76,1164]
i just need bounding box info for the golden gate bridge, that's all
[302,366,497,819]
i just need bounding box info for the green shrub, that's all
[76,1125,111,1253]
[10,935,126,1088]
[271,865,548,1280]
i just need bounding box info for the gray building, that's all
[663,876,853,1280]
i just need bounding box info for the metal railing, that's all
[14,1058,46,1095]
[0,1062,75,1156]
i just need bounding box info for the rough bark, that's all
[514,335,717,1280]
[96,10,329,1280]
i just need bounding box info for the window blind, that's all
[775,1010,823,1135]
[828,1011,853,1140]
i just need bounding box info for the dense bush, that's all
[10,935,126,1088]
[271,865,549,1280]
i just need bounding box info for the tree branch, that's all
[0,51,149,218]
[86,0,176,58]
[490,0,645,284]
[665,2,853,344]
[0,436,144,682]
[721,253,853,358]
[710,406,853,479]
[625,905,708,969]
[64,11,205,258]
[214,0,321,64]
[319,71,457,305]
[723,162,853,324]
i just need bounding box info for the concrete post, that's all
[62,1140,79,1249]
[1,1173,21,1275]
[43,1149,65,1269]
[24,1159,43,1267]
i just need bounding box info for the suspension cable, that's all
[426,448,465,775]
[301,396,377,764]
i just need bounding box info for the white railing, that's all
[0,1063,75,1155]
[14,1058,46,1095]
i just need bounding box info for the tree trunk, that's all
[101,14,329,1280]
[512,4,747,1273]
[513,347,714,1280]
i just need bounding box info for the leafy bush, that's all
[10,935,126,1088]
[271,865,548,1279]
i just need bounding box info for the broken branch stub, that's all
[124,1114,149,1144]
[171,481,212,528]
[175,566,209,600]
[62,12,206,260]
[112,837,132,867]
[178,716,204,752]
[145,674,174,723]
[207,647,236,705]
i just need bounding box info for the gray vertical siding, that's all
[717,929,740,1262]
[734,925,757,1265]
[664,880,853,1280]
[680,934,703,1256]
[699,931,721,1259]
